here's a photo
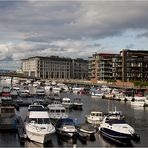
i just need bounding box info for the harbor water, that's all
[0,80,148,147]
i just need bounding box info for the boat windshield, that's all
[106,119,126,124]
[61,110,65,113]
[28,118,51,124]
[63,122,74,126]
[91,113,102,116]
[1,108,15,113]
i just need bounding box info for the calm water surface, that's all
[0,80,148,147]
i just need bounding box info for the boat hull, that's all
[56,129,76,138]
[86,118,102,125]
[100,127,132,144]
[73,104,83,110]
[26,128,54,144]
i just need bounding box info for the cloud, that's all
[126,44,135,49]
[0,1,148,69]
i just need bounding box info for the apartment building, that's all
[21,56,88,80]
[112,55,122,81]
[120,49,148,82]
[89,50,148,82]
[88,53,119,81]
[72,58,88,79]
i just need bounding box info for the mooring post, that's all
[11,76,13,88]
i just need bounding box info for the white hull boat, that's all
[86,111,103,125]
[131,97,146,107]
[25,104,55,144]
[99,110,140,145]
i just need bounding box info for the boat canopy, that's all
[28,105,48,111]
[105,119,126,125]
[58,118,75,126]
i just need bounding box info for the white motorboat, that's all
[10,88,18,98]
[19,89,30,97]
[57,83,69,92]
[115,93,126,101]
[131,96,146,107]
[52,86,61,93]
[72,87,83,94]
[35,87,45,97]
[99,110,139,145]
[125,96,133,101]
[12,86,20,92]
[101,85,111,93]
[62,97,73,109]
[91,91,104,99]
[104,93,114,99]
[77,123,97,142]
[55,118,77,137]
[25,104,55,144]
[73,98,83,110]
[111,88,120,95]
[86,111,103,125]
[48,103,68,120]
[145,95,148,106]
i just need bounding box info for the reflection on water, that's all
[131,105,145,110]
[25,141,44,148]
[56,134,77,147]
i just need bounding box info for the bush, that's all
[133,81,148,87]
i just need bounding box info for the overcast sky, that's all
[0,0,148,70]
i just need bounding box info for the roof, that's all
[29,111,49,118]
[21,56,72,61]
[90,111,103,114]
[48,104,66,110]
[28,105,48,111]
[62,97,71,100]
[92,53,119,57]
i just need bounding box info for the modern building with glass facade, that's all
[120,49,148,82]
[89,49,148,82]
[88,53,119,81]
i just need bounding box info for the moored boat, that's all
[48,102,68,121]
[73,98,83,110]
[145,95,148,106]
[131,96,146,107]
[86,111,103,126]
[35,87,45,97]
[77,123,97,142]
[99,110,139,145]
[0,98,19,130]
[55,118,77,137]
[91,91,104,99]
[25,103,55,144]
[2,86,11,97]
[62,97,73,109]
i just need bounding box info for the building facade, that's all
[89,50,148,82]
[120,49,148,82]
[88,53,119,81]
[22,56,88,80]
[112,55,122,81]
